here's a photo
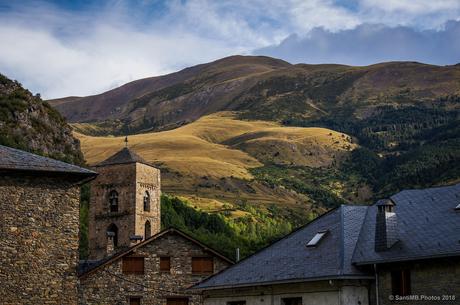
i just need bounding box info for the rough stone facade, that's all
[88,162,161,260]
[376,257,460,305]
[0,175,82,305]
[202,280,371,305]
[79,230,231,305]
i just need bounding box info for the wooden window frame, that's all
[129,296,142,305]
[191,256,214,275]
[122,256,145,275]
[227,301,246,305]
[281,297,303,305]
[167,297,189,305]
[391,269,411,296]
[160,256,171,273]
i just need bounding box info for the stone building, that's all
[79,228,233,305]
[80,147,233,305]
[0,144,97,305]
[194,184,460,305]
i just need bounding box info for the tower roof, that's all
[96,147,150,167]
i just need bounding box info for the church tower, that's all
[88,145,161,260]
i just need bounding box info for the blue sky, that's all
[0,0,459,98]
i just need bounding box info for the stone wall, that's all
[134,163,161,240]
[79,230,231,305]
[0,174,81,305]
[202,280,371,305]
[376,257,460,305]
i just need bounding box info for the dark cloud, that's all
[254,21,460,66]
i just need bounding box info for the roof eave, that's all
[192,275,375,291]
[353,251,460,266]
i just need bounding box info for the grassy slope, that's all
[75,112,355,219]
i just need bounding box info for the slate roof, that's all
[0,144,96,177]
[194,183,460,290]
[79,227,233,277]
[96,147,150,167]
[194,205,372,290]
[352,183,460,265]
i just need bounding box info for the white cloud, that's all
[0,0,459,98]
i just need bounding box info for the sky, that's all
[0,0,459,99]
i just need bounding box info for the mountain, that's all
[50,56,460,136]
[0,74,84,164]
[51,56,460,252]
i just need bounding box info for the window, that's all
[391,269,411,296]
[160,256,171,273]
[227,301,246,305]
[167,298,188,305]
[192,257,214,274]
[122,256,145,275]
[129,297,142,305]
[282,298,302,305]
[143,191,150,212]
[306,230,328,247]
[145,221,151,239]
[107,223,118,249]
[109,190,119,212]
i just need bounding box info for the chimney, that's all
[375,198,398,252]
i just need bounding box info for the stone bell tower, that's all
[88,143,161,260]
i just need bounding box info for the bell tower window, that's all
[107,223,119,252]
[109,190,119,212]
[143,191,150,212]
[145,220,151,239]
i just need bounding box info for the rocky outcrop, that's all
[0,74,84,164]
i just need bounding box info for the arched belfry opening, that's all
[145,221,151,239]
[143,191,150,212]
[109,190,119,212]
[107,223,118,254]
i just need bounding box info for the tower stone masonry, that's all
[88,147,161,260]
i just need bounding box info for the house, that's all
[79,146,233,305]
[193,184,460,305]
[0,145,97,304]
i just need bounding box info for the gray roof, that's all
[352,183,460,265]
[194,205,371,290]
[96,147,149,167]
[0,144,96,177]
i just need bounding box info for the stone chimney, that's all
[375,198,398,252]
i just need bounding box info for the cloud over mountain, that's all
[255,21,460,66]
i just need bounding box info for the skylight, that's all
[455,203,460,211]
[306,230,328,247]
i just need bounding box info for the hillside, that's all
[50,56,460,137]
[76,112,357,222]
[0,74,84,164]
[53,55,460,258]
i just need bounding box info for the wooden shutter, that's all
[130,297,141,305]
[122,256,145,275]
[167,298,188,305]
[391,269,411,296]
[160,257,171,272]
[192,257,213,274]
